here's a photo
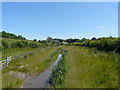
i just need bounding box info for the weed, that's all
[50,50,68,88]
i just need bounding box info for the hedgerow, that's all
[69,38,120,54]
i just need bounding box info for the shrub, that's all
[28,41,40,48]
[11,41,28,48]
[2,41,8,49]
[115,40,120,53]
[50,50,68,88]
[71,37,119,53]
[50,56,66,87]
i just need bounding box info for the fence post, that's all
[1,56,13,69]
[6,57,9,67]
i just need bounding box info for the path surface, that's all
[22,54,62,88]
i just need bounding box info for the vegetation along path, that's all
[61,46,119,88]
[22,53,63,88]
[2,47,59,88]
[1,31,119,88]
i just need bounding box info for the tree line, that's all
[1,31,119,54]
[1,40,42,50]
[0,31,26,40]
[67,37,120,54]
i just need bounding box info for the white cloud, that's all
[104,21,108,24]
[97,26,105,29]
[101,29,107,31]
[97,25,108,31]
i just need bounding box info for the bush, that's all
[11,41,28,48]
[1,31,26,40]
[72,37,119,53]
[28,41,40,48]
[50,50,67,88]
[50,56,66,87]
[0,44,4,51]
[115,41,120,53]
[2,41,8,49]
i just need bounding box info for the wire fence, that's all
[0,56,13,70]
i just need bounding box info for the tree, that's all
[28,42,38,48]
[40,40,46,44]
[38,40,41,43]
[66,38,74,43]
[116,40,120,53]
[74,38,80,42]
[18,35,26,40]
[91,37,96,40]
[81,38,87,42]
[46,36,53,43]
[34,39,37,42]
[1,31,26,40]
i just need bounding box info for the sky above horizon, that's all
[2,2,118,40]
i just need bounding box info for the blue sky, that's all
[2,2,118,40]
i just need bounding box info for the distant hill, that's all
[0,31,26,40]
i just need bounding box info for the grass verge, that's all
[2,47,59,88]
[50,49,68,88]
[62,46,118,88]
[1,47,42,60]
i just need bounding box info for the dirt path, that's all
[22,54,62,88]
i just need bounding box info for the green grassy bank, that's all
[2,47,59,88]
[61,46,118,88]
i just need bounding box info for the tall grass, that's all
[50,50,68,88]
[1,38,46,60]
[1,47,41,60]
[1,38,32,45]
[2,74,23,88]
[2,47,59,88]
[62,46,118,88]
